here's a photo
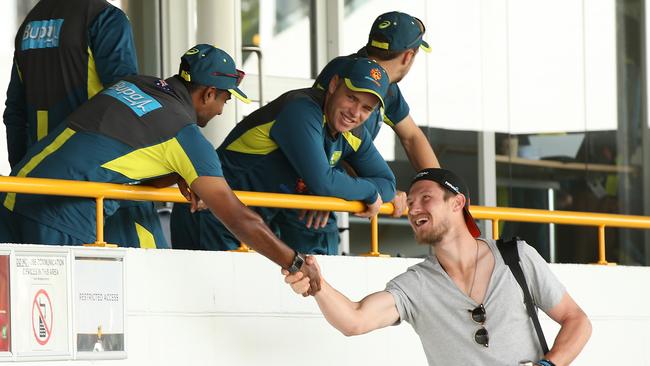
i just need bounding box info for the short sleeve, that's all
[171,124,223,185]
[385,268,421,325]
[518,241,566,312]
[382,83,410,128]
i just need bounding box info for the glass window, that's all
[496,0,646,265]
[241,0,312,79]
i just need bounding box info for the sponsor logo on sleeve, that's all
[102,81,162,117]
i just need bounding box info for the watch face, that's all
[289,253,304,273]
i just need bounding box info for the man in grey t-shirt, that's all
[284,168,591,366]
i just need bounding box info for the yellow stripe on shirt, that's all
[4,127,76,211]
[101,137,200,186]
[87,47,103,99]
[37,110,48,141]
[226,121,278,155]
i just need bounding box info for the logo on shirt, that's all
[295,178,308,194]
[329,151,342,166]
[103,81,162,117]
[21,19,64,50]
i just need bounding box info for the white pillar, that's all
[160,0,195,78]
[478,131,496,239]
[195,0,243,147]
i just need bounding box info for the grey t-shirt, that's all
[386,238,565,366]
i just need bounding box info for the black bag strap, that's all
[496,237,550,354]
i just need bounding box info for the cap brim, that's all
[463,208,481,238]
[228,87,251,104]
[343,78,385,109]
[420,40,432,53]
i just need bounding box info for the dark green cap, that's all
[368,11,431,53]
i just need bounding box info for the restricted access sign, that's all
[14,252,69,356]
[74,256,125,356]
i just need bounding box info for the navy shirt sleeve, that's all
[3,61,27,168]
[88,5,139,85]
[343,128,396,202]
[269,98,381,203]
[382,83,410,128]
[173,124,223,185]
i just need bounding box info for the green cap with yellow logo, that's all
[368,11,431,53]
[340,57,390,109]
[179,44,251,103]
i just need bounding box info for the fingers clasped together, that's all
[282,255,322,296]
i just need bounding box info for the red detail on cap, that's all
[463,208,481,238]
[370,68,382,81]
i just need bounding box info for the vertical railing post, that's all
[232,243,252,252]
[361,215,387,257]
[95,196,105,244]
[492,219,499,240]
[370,214,379,254]
[597,225,609,265]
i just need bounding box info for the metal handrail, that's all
[2,176,650,263]
[242,46,264,106]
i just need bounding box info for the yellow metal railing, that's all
[2,176,650,263]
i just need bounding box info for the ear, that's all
[202,87,217,103]
[452,194,467,213]
[401,49,415,65]
[328,74,340,95]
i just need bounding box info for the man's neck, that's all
[435,232,481,274]
[375,58,399,84]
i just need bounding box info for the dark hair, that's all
[366,34,419,61]
[177,59,207,94]
[175,74,228,98]
[442,189,455,201]
[175,75,205,95]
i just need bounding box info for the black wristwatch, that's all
[287,251,305,274]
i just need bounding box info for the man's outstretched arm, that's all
[191,175,321,294]
[284,256,399,336]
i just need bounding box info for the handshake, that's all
[282,255,323,297]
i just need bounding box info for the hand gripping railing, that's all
[2,176,650,264]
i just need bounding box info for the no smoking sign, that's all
[31,289,53,346]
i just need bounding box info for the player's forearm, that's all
[545,310,592,366]
[401,132,439,170]
[226,208,295,269]
[314,281,365,336]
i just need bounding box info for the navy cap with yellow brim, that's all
[339,58,390,109]
[368,11,431,54]
[179,44,251,104]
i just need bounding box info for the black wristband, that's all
[536,359,555,366]
[287,252,305,274]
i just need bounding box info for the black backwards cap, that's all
[410,168,481,238]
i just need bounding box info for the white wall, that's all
[123,251,650,366]
[5,247,645,365]
[341,0,617,134]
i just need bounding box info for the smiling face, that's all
[324,75,379,137]
[407,180,460,245]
